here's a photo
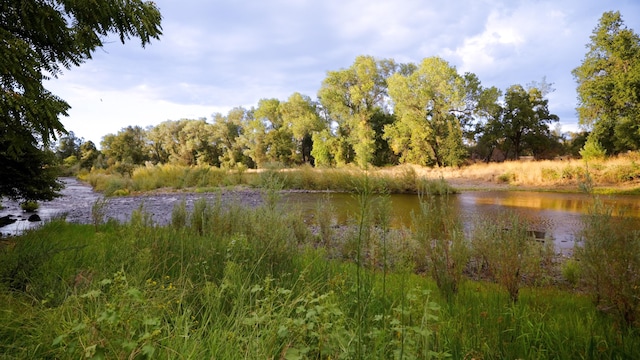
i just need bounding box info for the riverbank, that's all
[78,153,640,197]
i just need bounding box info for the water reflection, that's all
[281,191,640,252]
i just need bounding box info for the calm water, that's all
[281,191,640,252]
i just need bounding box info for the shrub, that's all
[576,198,640,327]
[20,200,39,212]
[540,167,560,182]
[471,214,548,303]
[497,172,514,183]
[561,259,581,287]
[580,139,606,161]
[411,195,468,299]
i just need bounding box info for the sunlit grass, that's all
[82,163,457,196]
[1,187,639,358]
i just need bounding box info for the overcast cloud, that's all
[44,0,640,146]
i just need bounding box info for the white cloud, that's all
[46,81,230,146]
[43,0,640,145]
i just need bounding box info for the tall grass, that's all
[1,186,640,358]
[428,152,640,192]
[81,163,457,196]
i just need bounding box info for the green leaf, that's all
[72,323,87,332]
[52,334,66,346]
[143,317,160,326]
[277,325,289,338]
[141,344,156,357]
[126,287,143,301]
[121,340,137,351]
[80,289,101,299]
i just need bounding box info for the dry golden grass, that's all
[375,153,640,193]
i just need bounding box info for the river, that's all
[2,178,639,253]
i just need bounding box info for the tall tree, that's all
[250,98,296,166]
[78,140,100,170]
[55,131,83,161]
[573,11,640,154]
[212,107,252,169]
[318,55,396,167]
[1,0,162,200]
[280,93,326,164]
[386,57,467,167]
[101,126,149,166]
[147,119,219,166]
[479,84,559,160]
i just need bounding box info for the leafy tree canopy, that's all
[573,11,640,154]
[1,0,162,200]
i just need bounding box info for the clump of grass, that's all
[561,258,581,287]
[497,171,514,183]
[170,199,187,230]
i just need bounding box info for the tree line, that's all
[2,3,639,201]
[60,56,568,172]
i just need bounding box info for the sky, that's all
[44,0,640,147]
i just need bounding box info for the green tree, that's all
[318,55,396,167]
[249,98,297,166]
[500,84,559,160]
[78,141,100,170]
[280,92,326,164]
[0,0,162,200]
[55,131,83,161]
[573,11,640,154]
[101,125,149,166]
[310,129,335,167]
[146,120,184,164]
[386,57,467,167]
[147,119,220,166]
[212,107,253,169]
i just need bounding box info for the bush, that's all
[471,214,549,303]
[576,198,640,327]
[580,139,606,161]
[411,195,468,299]
[561,259,581,287]
[20,200,39,212]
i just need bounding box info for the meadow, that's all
[1,178,639,359]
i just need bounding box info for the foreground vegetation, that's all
[1,182,639,359]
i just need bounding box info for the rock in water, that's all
[27,214,41,222]
[0,215,17,227]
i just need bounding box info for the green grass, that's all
[1,192,639,359]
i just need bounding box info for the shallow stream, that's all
[2,178,639,253]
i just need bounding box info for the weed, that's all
[561,259,581,287]
[90,197,109,231]
[171,199,187,230]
